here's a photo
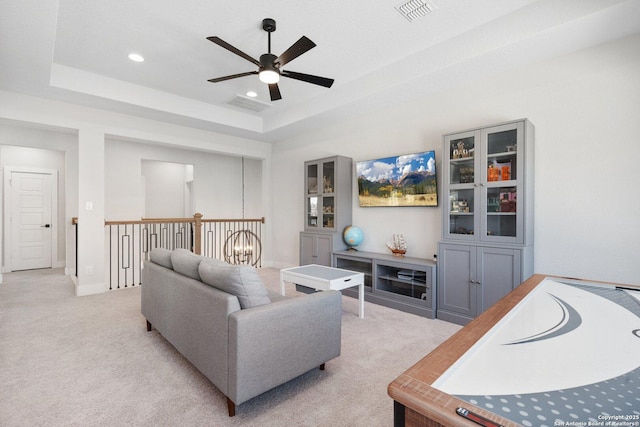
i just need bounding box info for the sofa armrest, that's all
[227,290,342,405]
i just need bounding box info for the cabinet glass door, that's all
[322,160,335,194]
[486,128,517,183]
[334,256,373,290]
[449,188,475,236]
[322,196,334,228]
[304,158,342,231]
[376,264,430,303]
[307,163,319,194]
[306,162,321,229]
[482,124,522,242]
[449,135,475,184]
[446,132,479,240]
[485,187,516,237]
[320,160,336,230]
[307,197,318,228]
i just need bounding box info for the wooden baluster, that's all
[193,213,203,255]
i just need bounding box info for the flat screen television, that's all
[356,150,438,207]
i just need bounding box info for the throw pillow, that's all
[199,262,271,309]
[170,248,205,281]
[149,248,173,269]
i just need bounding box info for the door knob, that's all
[41,224,51,228]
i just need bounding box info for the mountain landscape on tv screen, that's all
[357,152,438,207]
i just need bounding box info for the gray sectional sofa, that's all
[141,248,342,416]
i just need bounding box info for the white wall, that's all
[141,160,190,218]
[105,138,263,220]
[271,34,640,285]
[77,127,105,295]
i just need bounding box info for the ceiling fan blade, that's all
[268,83,282,101]
[281,70,334,88]
[275,36,316,67]
[208,71,257,83]
[207,36,261,67]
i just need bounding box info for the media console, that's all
[332,250,436,318]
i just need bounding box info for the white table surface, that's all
[280,264,365,318]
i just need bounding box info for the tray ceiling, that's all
[1,0,639,141]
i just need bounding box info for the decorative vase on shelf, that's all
[343,226,364,251]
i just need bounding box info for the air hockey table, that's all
[388,274,640,427]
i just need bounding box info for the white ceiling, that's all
[1,0,639,142]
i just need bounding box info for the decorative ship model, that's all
[386,234,407,257]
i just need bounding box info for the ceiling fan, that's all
[207,18,334,101]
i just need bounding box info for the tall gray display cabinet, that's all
[437,119,534,325]
[299,156,352,266]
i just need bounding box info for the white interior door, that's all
[10,171,53,271]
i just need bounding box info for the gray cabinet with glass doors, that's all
[442,120,534,245]
[438,119,534,325]
[300,155,352,267]
[304,156,352,233]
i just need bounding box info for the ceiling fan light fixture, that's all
[258,53,280,84]
[207,19,333,101]
[259,69,280,84]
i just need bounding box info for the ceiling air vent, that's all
[396,0,437,22]
[226,94,272,112]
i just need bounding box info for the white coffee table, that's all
[280,264,365,318]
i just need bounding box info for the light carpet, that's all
[0,267,460,426]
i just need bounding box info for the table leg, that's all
[393,401,406,427]
[280,271,286,296]
[358,283,364,318]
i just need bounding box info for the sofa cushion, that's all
[198,257,228,269]
[170,249,206,281]
[199,262,271,309]
[149,248,173,269]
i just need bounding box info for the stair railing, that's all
[72,214,265,290]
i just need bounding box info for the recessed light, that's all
[246,91,258,98]
[128,53,144,62]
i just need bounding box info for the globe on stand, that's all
[343,226,364,251]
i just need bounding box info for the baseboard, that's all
[259,260,277,269]
[435,310,473,326]
[75,281,106,296]
[3,263,66,273]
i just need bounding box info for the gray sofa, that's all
[141,248,342,416]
